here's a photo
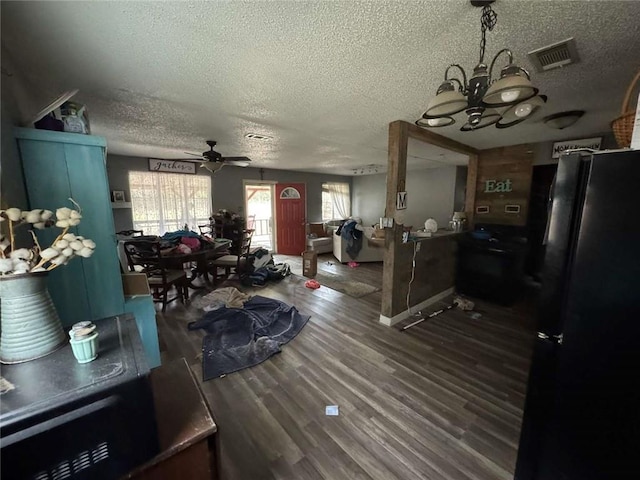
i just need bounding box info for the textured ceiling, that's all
[2,1,639,176]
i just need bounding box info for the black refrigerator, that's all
[515,149,640,479]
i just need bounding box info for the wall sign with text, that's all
[483,179,513,193]
[148,158,197,174]
[396,191,407,210]
[552,137,602,158]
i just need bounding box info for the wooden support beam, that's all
[381,121,408,317]
[406,122,478,156]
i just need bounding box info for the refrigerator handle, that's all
[537,332,563,345]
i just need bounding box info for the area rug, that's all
[188,295,310,381]
[309,271,380,298]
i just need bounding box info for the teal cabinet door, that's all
[65,143,124,320]
[124,295,161,368]
[16,128,124,326]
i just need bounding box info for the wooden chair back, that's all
[117,229,144,238]
[209,229,255,284]
[123,240,188,312]
[123,240,164,275]
[198,224,214,237]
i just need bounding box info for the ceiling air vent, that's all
[245,133,272,141]
[527,37,580,73]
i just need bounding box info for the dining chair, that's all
[123,240,189,312]
[208,229,254,284]
[198,224,214,237]
[116,229,144,237]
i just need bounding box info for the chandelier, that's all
[417,0,546,131]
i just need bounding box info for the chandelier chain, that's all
[479,5,498,64]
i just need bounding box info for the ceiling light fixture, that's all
[416,0,545,131]
[542,110,585,130]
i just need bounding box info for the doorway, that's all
[243,182,275,251]
[275,183,307,255]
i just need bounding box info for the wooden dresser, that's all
[124,358,218,480]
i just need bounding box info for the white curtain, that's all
[129,171,212,236]
[326,182,351,219]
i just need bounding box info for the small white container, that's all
[69,332,99,364]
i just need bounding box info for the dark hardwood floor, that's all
[156,254,536,480]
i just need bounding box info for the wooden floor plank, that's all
[155,255,536,480]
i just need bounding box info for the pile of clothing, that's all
[160,229,214,255]
[189,287,310,380]
[335,218,365,260]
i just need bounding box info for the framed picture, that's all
[112,190,126,203]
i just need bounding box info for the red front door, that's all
[275,183,306,255]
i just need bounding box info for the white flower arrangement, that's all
[0,199,96,275]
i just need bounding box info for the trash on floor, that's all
[470,312,483,320]
[347,261,359,268]
[304,279,321,289]
[325,405,339,416]
[453,296,475,311]
[401,303,455,331]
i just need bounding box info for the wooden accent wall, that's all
[472,144,534,226]
[381,121,478,319]
[389,236,458,316]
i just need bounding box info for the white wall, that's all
[352,166,457,229]
[351,173,387,226]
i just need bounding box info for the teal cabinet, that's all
[16,128,125,327]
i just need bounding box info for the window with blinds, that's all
[128,171,212,236]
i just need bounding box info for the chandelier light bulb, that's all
[428,117,448,126]
[514,103,533,118]
[500,89,520,103]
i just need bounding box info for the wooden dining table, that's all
[161,238,232,289]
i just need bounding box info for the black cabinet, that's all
[0,315,159,479]
[456,233,528,305]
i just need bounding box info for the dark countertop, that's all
[410,229,465,242]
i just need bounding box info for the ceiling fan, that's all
[182,140,251,167]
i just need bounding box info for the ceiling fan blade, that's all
[222,156,251,167]
[174,158,207,162]
[183,151,203,158]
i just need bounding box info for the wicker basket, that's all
[611,70,640,148]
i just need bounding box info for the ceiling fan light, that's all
[483,71,538,107]
[424,87,468,117]
[496,95,547,129]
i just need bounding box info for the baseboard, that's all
[378,287,455,327]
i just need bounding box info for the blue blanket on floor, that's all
[188,296,310,380]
